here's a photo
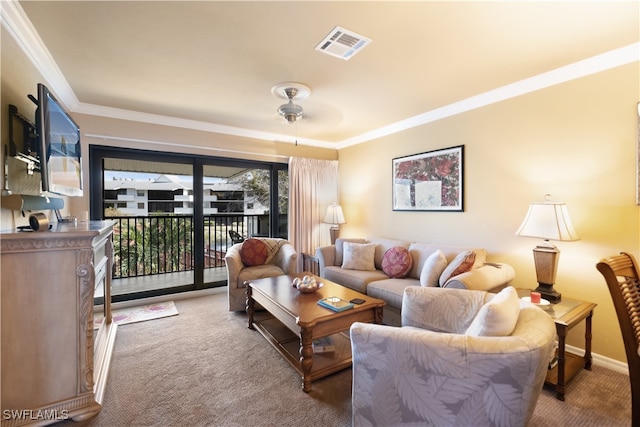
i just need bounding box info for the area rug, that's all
[94,301,178,328]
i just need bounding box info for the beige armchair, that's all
[350,286,556,427]
[225,238,298,311]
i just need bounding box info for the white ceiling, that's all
[10,1,640,149]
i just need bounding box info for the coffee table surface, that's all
[248,273,384,328]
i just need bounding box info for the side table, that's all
[518,289,597,401]
[302,252,320,276]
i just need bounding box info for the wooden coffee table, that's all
[246,273,385,392]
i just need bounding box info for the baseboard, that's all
[566,343,629,375]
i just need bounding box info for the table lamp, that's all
[516,194,580,303]
[324,203,345,245]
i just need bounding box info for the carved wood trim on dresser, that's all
[1,221,117,426]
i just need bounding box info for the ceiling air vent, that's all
[315,26,371,61]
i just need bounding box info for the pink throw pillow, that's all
[381,246,414,278]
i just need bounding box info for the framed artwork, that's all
[392,145,464,211]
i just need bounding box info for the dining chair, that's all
[596,252,640,427]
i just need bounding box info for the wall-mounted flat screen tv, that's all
[36,83,83,197]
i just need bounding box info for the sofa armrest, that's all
[315,245,336,277]
[274,242,298,275]
[443,263,516,292]
[401,286,488,333]
[224,243,245,289]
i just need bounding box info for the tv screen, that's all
[36,83,83,197]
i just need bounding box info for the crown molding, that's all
[75,102,331,148]
[336,42,640,149]
[1,0,79,111]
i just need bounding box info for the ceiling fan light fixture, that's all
[278,100,303,123]
[271,82,311,124]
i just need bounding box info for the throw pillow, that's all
[439,249,486,286]
[260,238,286,264]
[240,238,268,266]
[420,249,448,287]
[342,242,376,271]
[465,287,520,337]
[381,246,414,278]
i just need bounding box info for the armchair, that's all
[225,238,298,311]
[350,286,556,427]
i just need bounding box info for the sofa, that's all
[350,286,556,426]
[225,238,298,311]
[315,237,515,325]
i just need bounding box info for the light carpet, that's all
[70,292,630,426]
[94,301,178,328]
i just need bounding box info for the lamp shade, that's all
[324,204,346,225]
[516,201,579,242]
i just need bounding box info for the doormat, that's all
[94,301,178,328]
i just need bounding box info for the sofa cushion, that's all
[439,249,487,286]
[381,246,414,278]
[236,264,286,288]
[367,278,420,310]
[342,242,376,271]
[420,249,448,287]
[465,286,520,337]
[240,238,268,266]
[324,266,389,294]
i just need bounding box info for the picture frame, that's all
[392,145,464,211]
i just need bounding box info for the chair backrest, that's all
[229,230,245,244]
[596,251,640,426]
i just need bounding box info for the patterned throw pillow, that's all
[342,242,376,271]
[381,246,414,278]
[240,238,268,266]
[439,249,486,286]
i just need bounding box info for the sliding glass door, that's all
[89,146,288,303]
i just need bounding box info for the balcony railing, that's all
[107,213,270,279]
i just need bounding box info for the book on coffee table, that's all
[317,296,354,312]
[313,336,335,353]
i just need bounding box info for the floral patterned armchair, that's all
[350,286,556,427]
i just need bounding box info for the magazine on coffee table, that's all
[317,296,354,312]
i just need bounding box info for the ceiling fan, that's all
[271,83,311,124]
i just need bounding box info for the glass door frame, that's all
[89,145,288,301]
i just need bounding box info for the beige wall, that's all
[338,62,640,364]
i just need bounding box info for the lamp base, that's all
[329,226,340,245]
[534,283,562,303]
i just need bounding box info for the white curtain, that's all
[288,157,339,271]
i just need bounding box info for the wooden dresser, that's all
[1,221,117,426]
